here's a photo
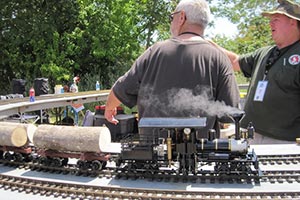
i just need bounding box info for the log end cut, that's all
[11,127,28,147]
[98,126,111,152]
[26,124,37,144]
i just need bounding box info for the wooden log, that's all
[0,123,31,147]
[33,125,111,153]
[0,122,37,144]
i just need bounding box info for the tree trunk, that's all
[0,122,33,147]
[0,122,37,144]
[33,125,111,153]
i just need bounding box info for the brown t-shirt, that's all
[113,38,240,136]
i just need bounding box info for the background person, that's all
[69,76,80,93]
[69,76,84,125]
[211,0,300,144]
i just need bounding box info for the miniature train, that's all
[115,112,260,182]
[0,111,261,182]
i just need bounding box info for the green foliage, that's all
[0,0,175,95]
[208,0,276,54]
[0,0,81,93]
[2,0,298,95]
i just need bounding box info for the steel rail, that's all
[0,173,299,200]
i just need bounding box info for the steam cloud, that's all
[140,85,241,118]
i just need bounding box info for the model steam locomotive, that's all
[0,110,261,183]
[115,111,260,182]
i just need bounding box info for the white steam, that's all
[140,86,240,118]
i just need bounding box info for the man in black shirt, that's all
[104,0,239,137]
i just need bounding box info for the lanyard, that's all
[263,40,300,80]
[263,47,280,80]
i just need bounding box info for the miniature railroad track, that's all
[0,173,299,200]
[261,170,300,184]
[258,154,300,165]
[0,155,300,183]
[1,154,300,184]
[113,168,300,184]
[1,153,300,199]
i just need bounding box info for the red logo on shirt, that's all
[289,55,300,65]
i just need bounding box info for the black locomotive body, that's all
[116,116,261,182]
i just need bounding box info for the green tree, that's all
[4,0,295,94]
[208,0,275,52]
[209,0,300,54]
[0,0,81,93]
[0,0,176,94]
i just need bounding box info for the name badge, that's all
[254,81,268,102]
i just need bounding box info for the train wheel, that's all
[90,160,102,171]
[13,153,23,162]
[3,152,12,161]
[62,158,69,166]
[38,157,49,166]
[144,162,156,177]
[215,162,230,174]
[230,162,238,171]
[237,162,249,173]
[127,162,138,174]
[77,160,88,170]
[23,154,33,162]
[51,158,63,167]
